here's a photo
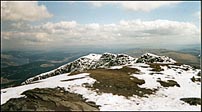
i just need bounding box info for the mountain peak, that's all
[143,52,159,57]
[137,53,176,64]
[81,53,102,61]
[22,52,176,85]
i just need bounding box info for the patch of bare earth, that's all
[70,66,155,97]
[148,63,184,72]
[157,79,180,87]
[180,98,201,105]
[148,63,164,72]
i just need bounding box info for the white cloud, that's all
[1,1,53,21]
[2,19,200,50]
[90,1,182,12]
[2,31,51,43]
[120,1,181,12]
[87,23,100,30]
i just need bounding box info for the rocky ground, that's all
[1,87,99,111]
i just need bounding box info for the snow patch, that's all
[82,53,102,61]
[109,66,123,69]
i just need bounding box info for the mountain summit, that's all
[1,52,200,111]
[22,53,176,85]
[136,53,176,63]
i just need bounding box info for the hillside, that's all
[1,53,201,111]
[124,48,200,68]
[1,51,84,89]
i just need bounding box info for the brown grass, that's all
[157,80,180,87]
[180,98,201,105]
[81,66,155,97]
[148,63,164,72]
[148,63,185,72]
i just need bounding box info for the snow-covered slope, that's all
[1,60,201,111]
[22,52,137,85]
[22,53,177,85]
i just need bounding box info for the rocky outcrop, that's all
[136,53,176,64]
[1,87,99,111]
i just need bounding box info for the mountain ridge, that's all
[22,52,176,85]
[1,52,201,111]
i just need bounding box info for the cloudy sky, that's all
[1,1,201,51]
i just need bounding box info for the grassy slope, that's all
[70,66,155,97]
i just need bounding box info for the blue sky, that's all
[1,1,201,51]
[37,1,200,26]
